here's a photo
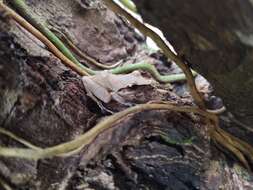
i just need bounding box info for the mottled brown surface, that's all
[133,0,253,146]
[0,0,253,189]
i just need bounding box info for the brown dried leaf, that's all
[82,71,153,103]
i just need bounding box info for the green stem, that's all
[111,62,197,83]
[11,0,95,75]
[10,0,195,83]
[119,0,137,12]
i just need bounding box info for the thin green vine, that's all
[9,0,193,83]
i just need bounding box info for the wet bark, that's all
[0,0,253,189]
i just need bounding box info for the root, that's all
[0,103,214,160]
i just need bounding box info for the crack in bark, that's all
[0,96,20,128]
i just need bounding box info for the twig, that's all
[4,0,195,84]
[16,24,46,50]
[0,2,90,76]
[0,177,12,190]
[10,0,94,75]
[0,103,215,160]
[102,0,253,168]
[4,0,253,170]
[211,128,250,170]
[0,127,41,150]
[9,0,195,84]
[217,127,253,161]
[64,28,197,82]
[51,28,122,70]
[102,0,205,108]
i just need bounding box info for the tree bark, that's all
[133,0,253,144]
[0,0,253,189]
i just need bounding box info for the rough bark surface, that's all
[0,0,253,189]
[133,0,253,145]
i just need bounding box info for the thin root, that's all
[0,103,214,160]
[103,0,205,108]
[0,127,41,150]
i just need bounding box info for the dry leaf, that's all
[82,71,153,103]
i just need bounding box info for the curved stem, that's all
[10,0,95,75]
[0,103,214,160]
[0,2,90,76]
[111,62,197,83]
[53,29,122,69]
[0,128,41,150]
[103,0,205,108]
[8,0,195,84]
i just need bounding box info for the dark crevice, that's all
[130,164,167,190]
[0,96,20,127]
[170,172,199,190]
[145,136,185,157]
[107,154,137,189]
